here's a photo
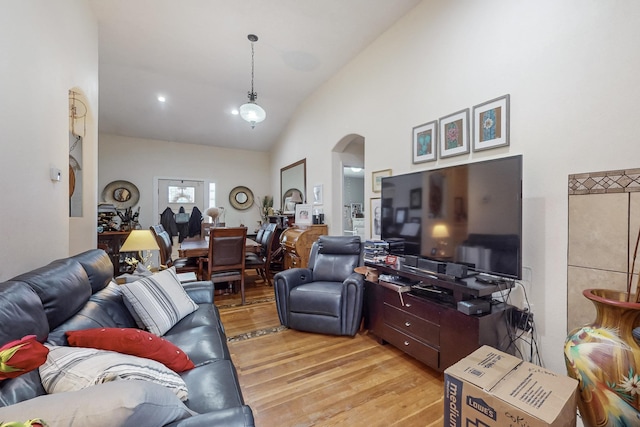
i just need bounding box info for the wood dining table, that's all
[178,236,261,258]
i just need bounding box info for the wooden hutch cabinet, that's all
[280,224,328,269]
[97,231,134,276]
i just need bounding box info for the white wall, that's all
[0,0,98,280]
[271,0,640,373]
[98,134,271,231]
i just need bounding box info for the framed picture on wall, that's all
[372,169,392,192]
[412,120,437,163]
[439,109,470,158]
[313,184,323,205]
[472,94,510,152]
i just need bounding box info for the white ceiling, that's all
[89,0,421,152]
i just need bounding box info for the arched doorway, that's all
[331,134,364,236]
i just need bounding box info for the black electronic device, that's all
[380,155,523,280]
[418,258,446,274]
[404,254,418,267]
[445,262,469,279]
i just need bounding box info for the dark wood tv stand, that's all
[363,262,515,372]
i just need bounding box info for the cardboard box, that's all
[444,346,578,427]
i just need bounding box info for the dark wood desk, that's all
[179,237,260,258]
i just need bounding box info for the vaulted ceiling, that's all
[89,0,421,152]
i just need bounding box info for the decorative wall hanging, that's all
[229,186,254,210]
[372,169,392,193]
[412,120,437,163]
[472,94,510,152]
[102,180,140,209]
[439,109,469,158]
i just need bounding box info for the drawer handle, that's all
[404,321,411,327]
[404,341,410,346]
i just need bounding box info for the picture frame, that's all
[439,109,470,158]
[350,203,363,218]
[312,184,323,205]
[409,188,422,209]
[472,94,510,152]
[395,207,408,224]
[372,169,392,193]
[370,198,381,240]
[412,120,437,164]
[294,203,312,225]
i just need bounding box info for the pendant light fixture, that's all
[239,34,266,128]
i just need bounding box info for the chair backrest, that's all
[150,225,173,266]
[309,235,363,282]
[207,227,247,273]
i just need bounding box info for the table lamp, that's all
[120,230,160,270]
[432,224,450,256]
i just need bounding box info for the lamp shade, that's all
[120,230,160,252]
[289,191,303,203]
[239,102,266,128]
[432,224,450,239]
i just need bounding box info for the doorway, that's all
[331,134,365,236]
[156,178,206,223]
[343,166,365,237]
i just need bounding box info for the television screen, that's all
[380,155,522,279]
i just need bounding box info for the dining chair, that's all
[149,225,199,275]
[245,223,277,286]
[198,226,248,305]
[201,222,214,238]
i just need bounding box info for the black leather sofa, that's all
[0,249,254,426]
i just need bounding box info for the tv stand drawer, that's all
[383,304,440,347]
[383,325,439,368]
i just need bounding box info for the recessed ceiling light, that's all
[157,95,166,102]
[231,109,239,115]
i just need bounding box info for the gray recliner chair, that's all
[273,235,364,336]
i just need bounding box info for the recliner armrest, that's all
[182,280,214,304]
[273,268,314,326]
[343,271,365,287]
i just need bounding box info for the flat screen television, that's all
[380,155,522,279]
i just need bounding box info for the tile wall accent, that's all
[567,168,640,333]
[569,168,640,195]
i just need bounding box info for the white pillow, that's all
[39,345,189,401]
[0,380,194,427]
[119,267,199,336]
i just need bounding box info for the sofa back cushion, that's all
[0,281,49,345]
[69,249,114,293]
[11,259,92,330]
[46,282,137,346]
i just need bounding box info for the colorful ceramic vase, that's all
[564,289,640,427]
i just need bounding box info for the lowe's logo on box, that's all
[467,396,497,420]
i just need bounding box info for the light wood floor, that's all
[218,275,445,427]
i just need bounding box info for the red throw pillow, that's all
[0,335,49,380]
[66,328,195,372]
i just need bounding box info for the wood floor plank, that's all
[218,276,445,426]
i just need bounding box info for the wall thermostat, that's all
[50,167,61,182]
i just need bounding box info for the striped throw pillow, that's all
[39,345,189,401]
[119,268,198,336]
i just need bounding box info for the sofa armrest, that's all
[182,280,214,304]
[165,405,254,427]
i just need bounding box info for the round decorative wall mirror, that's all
[229,186,254,210]
[102,180,140,209]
